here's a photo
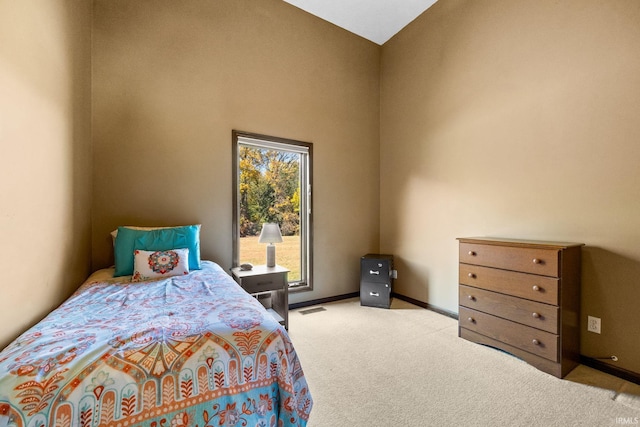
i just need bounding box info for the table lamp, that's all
[258,223,283,267]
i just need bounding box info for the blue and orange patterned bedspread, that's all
[0,261,312,426]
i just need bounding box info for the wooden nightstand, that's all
[231,265,289,330]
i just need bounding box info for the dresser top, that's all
[457,237,584,250]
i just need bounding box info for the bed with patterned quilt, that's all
[0,259,312,427]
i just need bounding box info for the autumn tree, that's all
[239,147,300,237]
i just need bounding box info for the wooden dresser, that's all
[457,237,583,378]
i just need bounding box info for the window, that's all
[232,130,313,291]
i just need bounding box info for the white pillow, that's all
[132,248,190,282]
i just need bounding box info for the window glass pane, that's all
[238,145,302,282]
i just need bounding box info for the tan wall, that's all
[91,0,381,304]
[381,0,640,373]
[0,1,93,348]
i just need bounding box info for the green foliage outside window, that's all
[239,146,300,237]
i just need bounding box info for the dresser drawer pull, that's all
[468,251,476,256]
[532,285,540,291]
[369,270,380,275]
[467,295,475,301]
[467,317,475,323]
[468,273,476,278]
[532,312,540,318]
[533,258,541,264]
[369,291,380,297]
[532,339,540,345]
[257,281,273,286]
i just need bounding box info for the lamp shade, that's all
[258,223,283,244]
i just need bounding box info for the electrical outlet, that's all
[587,316,601,334]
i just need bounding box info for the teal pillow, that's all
[113,225,201,277]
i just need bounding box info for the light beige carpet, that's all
[287,298,640,427]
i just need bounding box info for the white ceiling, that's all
[282,0,438,45]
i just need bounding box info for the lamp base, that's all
[266,244,276,267]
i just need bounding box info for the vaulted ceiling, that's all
[282,0,438,45]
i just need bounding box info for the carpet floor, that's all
[287,297,640,427]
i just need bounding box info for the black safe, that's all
[360,254,394,309]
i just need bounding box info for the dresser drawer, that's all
[361,258,392,284]
[238,273,286,294]
[459,264,559,305]
[459,285,559,334]
[460,243,560,277]
[459,307,559,362]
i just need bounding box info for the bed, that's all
[0,226,312,427]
